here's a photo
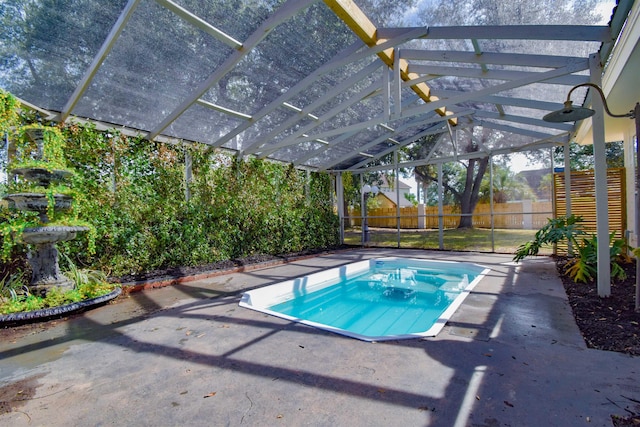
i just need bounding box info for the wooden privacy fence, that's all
[349,201,553,230]
[347,169,626,236]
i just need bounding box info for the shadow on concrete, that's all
[1,250,637,426]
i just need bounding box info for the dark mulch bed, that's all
[112,245,355,284]
[556,257,640,426]
[556,257,640,356]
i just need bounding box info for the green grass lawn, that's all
[344,227,554,255]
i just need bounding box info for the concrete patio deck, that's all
[1,249,638,426]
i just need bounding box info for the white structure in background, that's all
[376,175,415,207]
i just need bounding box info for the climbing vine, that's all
[64,125,337,276]
[0,90,20,134]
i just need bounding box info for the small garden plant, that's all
[513,214,632,283]
[0,90,112,315]
[0,264,119,315]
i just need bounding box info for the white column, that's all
[590,53,611,297]
[438,163,444,249]
[561,140,572,257]
[336,173,345,244]
[522,200,533,229]
[489,156,495,251]
[360,174,365,245]
[624,124,635,246]
[395,152,401,248]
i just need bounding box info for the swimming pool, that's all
[239,257,490,341]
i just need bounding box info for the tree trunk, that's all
[458,156,489,229]
[343,199,351,227]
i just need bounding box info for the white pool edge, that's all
[239,257,491,342]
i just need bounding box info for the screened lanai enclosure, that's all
[1,0,640,294]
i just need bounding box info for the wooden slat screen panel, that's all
[553,168,627,244]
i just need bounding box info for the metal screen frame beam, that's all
[323,0,456,125]
[244,60,383,155]
[155,0,243,49]
[378,25,612,42]
[148,0,317,140]
[60,0,142,122]
[211,26,430,150]
[400,49,585,69]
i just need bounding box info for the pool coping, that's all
[239,257,491,342]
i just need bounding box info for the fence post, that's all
[418,204,425,229]
[522,199,532,229]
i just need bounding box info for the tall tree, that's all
[552,141,625,170]
[407,128,493,228]
[479,166,536,203]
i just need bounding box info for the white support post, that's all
[392,48,402,119]
[562,142,573,255]
[438,163,444,249]
[522,200,533,229]
[110,135,117,193]
[489,156,495,252]
[336,173,345,244]
[383,67,390,122]
[590,53,611,297]
[633,103,640,311]
[5,132,16,183]
[329,173,335,211]
[563,142,572,217]
[305,169,310,204]
[395,152,401,248]
[360,174,365,245]
[418,204,425,229]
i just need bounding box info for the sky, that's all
[403,0,617,26]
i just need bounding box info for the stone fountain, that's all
[3,127,87,296]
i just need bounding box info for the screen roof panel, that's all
[0,0,634,173]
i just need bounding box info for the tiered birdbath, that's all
[3,127,87,296]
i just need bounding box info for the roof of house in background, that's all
[376,191,415,208]
[377,174,412,191]
[517,168,552,200]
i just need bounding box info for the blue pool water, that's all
[239,257,489,341]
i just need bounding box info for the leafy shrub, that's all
[0,280,119,315]
[0,270,27,302]
[513,215,631,283]
[1,92,340,280]
[56,123,339,276]
[0,254,118,314]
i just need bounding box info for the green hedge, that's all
[4,121,339,277]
